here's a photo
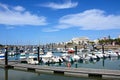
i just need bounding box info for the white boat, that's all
[116,52,120,56]
[82,53,92,60]
[91,54,97,59]
[107,50,118,57]
[115,50,120,56]
[20,52,26,59]
[72,55,80,61]
[61,53,73,62]
[57,48,67,53]
[27,56,39,64]
[62,53,69,57]
[51,56,63,63]
[40,51,53,58]
[93,51,103,58]
[83,53,98,61]
[40,51,53,63]
[8,51,15,56]
[0,53,5,60]
[39,52,44,55]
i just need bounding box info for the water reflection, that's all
[5,68,8,80]
[102,59,105,67]
[0,68,115,80]
[1,68,93,80]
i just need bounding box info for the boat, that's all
[115,50,120,56]
[0,49,5,60]
[68,49,74,54]
[93,51,103,58]
[19,52,26,59]
[61,54,73,62]
[0,53,5,60]
[40,51,53,63]
[39,52,44,55]
[27,56,39,64]
[56,48,67,53]
[72,55,80,61]
[40,51,53,58]
[8,51,15,56]
[107,50,118,57]
[51,56,63,63]
[82,53,91,60]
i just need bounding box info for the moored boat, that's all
[0,53,5,60]
[20,52,26,59]
[27,55,39,64]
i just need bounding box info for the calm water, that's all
[0,68,118,80]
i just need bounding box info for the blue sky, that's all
[0,0,120,45]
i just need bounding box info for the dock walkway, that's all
[0,61,120,79]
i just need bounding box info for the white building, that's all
[70,37,90,44]
[93,39,99,44]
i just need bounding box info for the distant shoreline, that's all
[49,44,120,50]
[0,44,120,50]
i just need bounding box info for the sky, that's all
[0,0,120,45]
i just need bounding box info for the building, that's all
[93,39,99,44]
[70,37,90,45]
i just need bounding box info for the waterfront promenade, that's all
[0,60,120,79]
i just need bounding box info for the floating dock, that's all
[0,61,120,79]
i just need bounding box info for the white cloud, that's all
[0,3,10,11]
[42,24,71,32]
[41,0,78,9]
[58,9,120,30]
[44,9,120,32]
[0,3,47,26]
[54,24,72,29]
[13,6,25,12]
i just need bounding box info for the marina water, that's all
[0,68,101,80]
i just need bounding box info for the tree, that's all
[98,38,120,45]
[114,38,120,45]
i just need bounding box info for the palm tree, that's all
[114,38,120,45]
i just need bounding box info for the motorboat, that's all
[0,53,5,60]
[40,51,53,63]
[40,51,53,58]
[8,51,15,56]
[107,50,118,57]
[72,55,80,61]
[51,56,63,63]
[68,49,74,54]
[82,53,91,60]
[20,52,26,59]
[27,56,39,64]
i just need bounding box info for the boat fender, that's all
[67,62,71,67]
